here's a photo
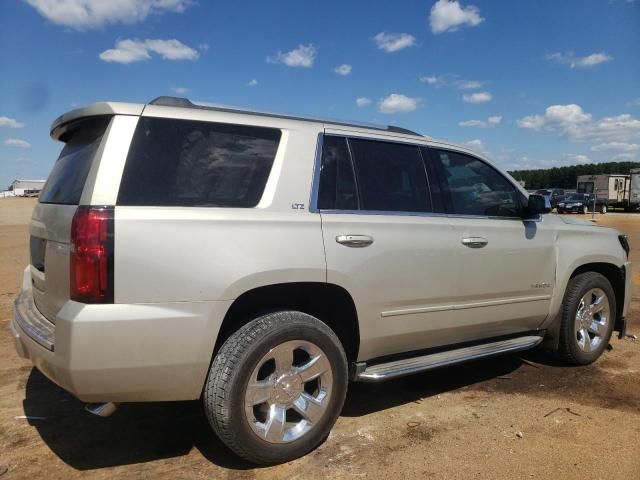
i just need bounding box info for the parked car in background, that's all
[557,193,593,215]
[536,188,565,208]
[11,97,633,465]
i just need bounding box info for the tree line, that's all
[508,162,640,190]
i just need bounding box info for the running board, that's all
[355,335,543,382]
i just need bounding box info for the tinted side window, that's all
[349,139,431,212]
[118,117,281,207]
[40,117,111,205]
[433,149,522,217]
[317,136,358,210]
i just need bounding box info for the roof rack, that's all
[148,96,423,137]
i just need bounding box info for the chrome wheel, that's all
[244,340,333,444]
[574,288,610,352]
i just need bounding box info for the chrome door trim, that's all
[380,294,552,318]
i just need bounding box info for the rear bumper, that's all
[11,287,232,403]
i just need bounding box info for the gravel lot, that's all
[1,197,639,479]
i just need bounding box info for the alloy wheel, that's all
[574,288,610,353]
[244,340,333,444]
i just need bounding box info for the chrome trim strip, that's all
[319,209,447,218]
[380,294,552,318]
[356,335,544,382]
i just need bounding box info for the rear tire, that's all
[557,272,616,366]
[203,311,348,465]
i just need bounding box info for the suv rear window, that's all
[117,117,281,207]
[39,117,111,205]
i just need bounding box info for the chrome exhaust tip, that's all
[85,402,118,418]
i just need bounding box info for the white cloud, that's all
[4,139,31,148]
[374,32,417,53]
[334,64,352,76]
[518,104,640,150]
[99,38,199,63]
[356,97,372,107]
[419,75,445,86]
[0,116,24,128]
[378,94,419,114]
[455,79,485,90]
[503,153,597,171]
[171,86,189,94]
[429,0,484,34]
[517,104,592,131]
[459,120,485,128]
[462,91,492,103]
[26,0,194,30]
[267,44,316,68]
[590,142,639,152]
[612,152,639,162]
[516,114,546,130]
[247,79,258,87]
[563,153,591,164]
[198,43,209,52]
[465,139,490,156]
[459,115,502,128]
[546,51,613,68]
[627,98,640,108]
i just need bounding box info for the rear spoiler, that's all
[50,102,144,141]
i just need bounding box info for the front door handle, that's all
[461,237,488,248]
[336,235,374,247]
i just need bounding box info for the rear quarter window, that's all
[39,117,111,205]
[117,117,281,207]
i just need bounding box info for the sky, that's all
[0,0,639,189]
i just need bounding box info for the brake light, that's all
[70,206,114,303]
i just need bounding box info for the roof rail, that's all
[148,96,424,137]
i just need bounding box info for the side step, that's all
[356,335,543,382]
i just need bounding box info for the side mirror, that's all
[526,194,551,216]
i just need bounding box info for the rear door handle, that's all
[461,237,488,248]
[336,235,374,247]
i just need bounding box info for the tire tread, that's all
[203,311,347,464]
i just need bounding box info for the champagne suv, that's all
[11,97,632,464]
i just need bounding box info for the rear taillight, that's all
[70,206,114,303]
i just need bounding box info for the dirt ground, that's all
[1,197,639,479]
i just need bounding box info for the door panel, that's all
[322,213,461,361]
[448,216,555,335]
[428,147,556,335]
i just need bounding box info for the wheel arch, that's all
[543,261,626,350]
[569,262,625,323]
[213,282,361,364]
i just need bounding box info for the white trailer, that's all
[629,169,640,210]
[576,174,630,212]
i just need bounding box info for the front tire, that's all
[203,311,348,465]
[557,272,616,365]
[601,204,607,214]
